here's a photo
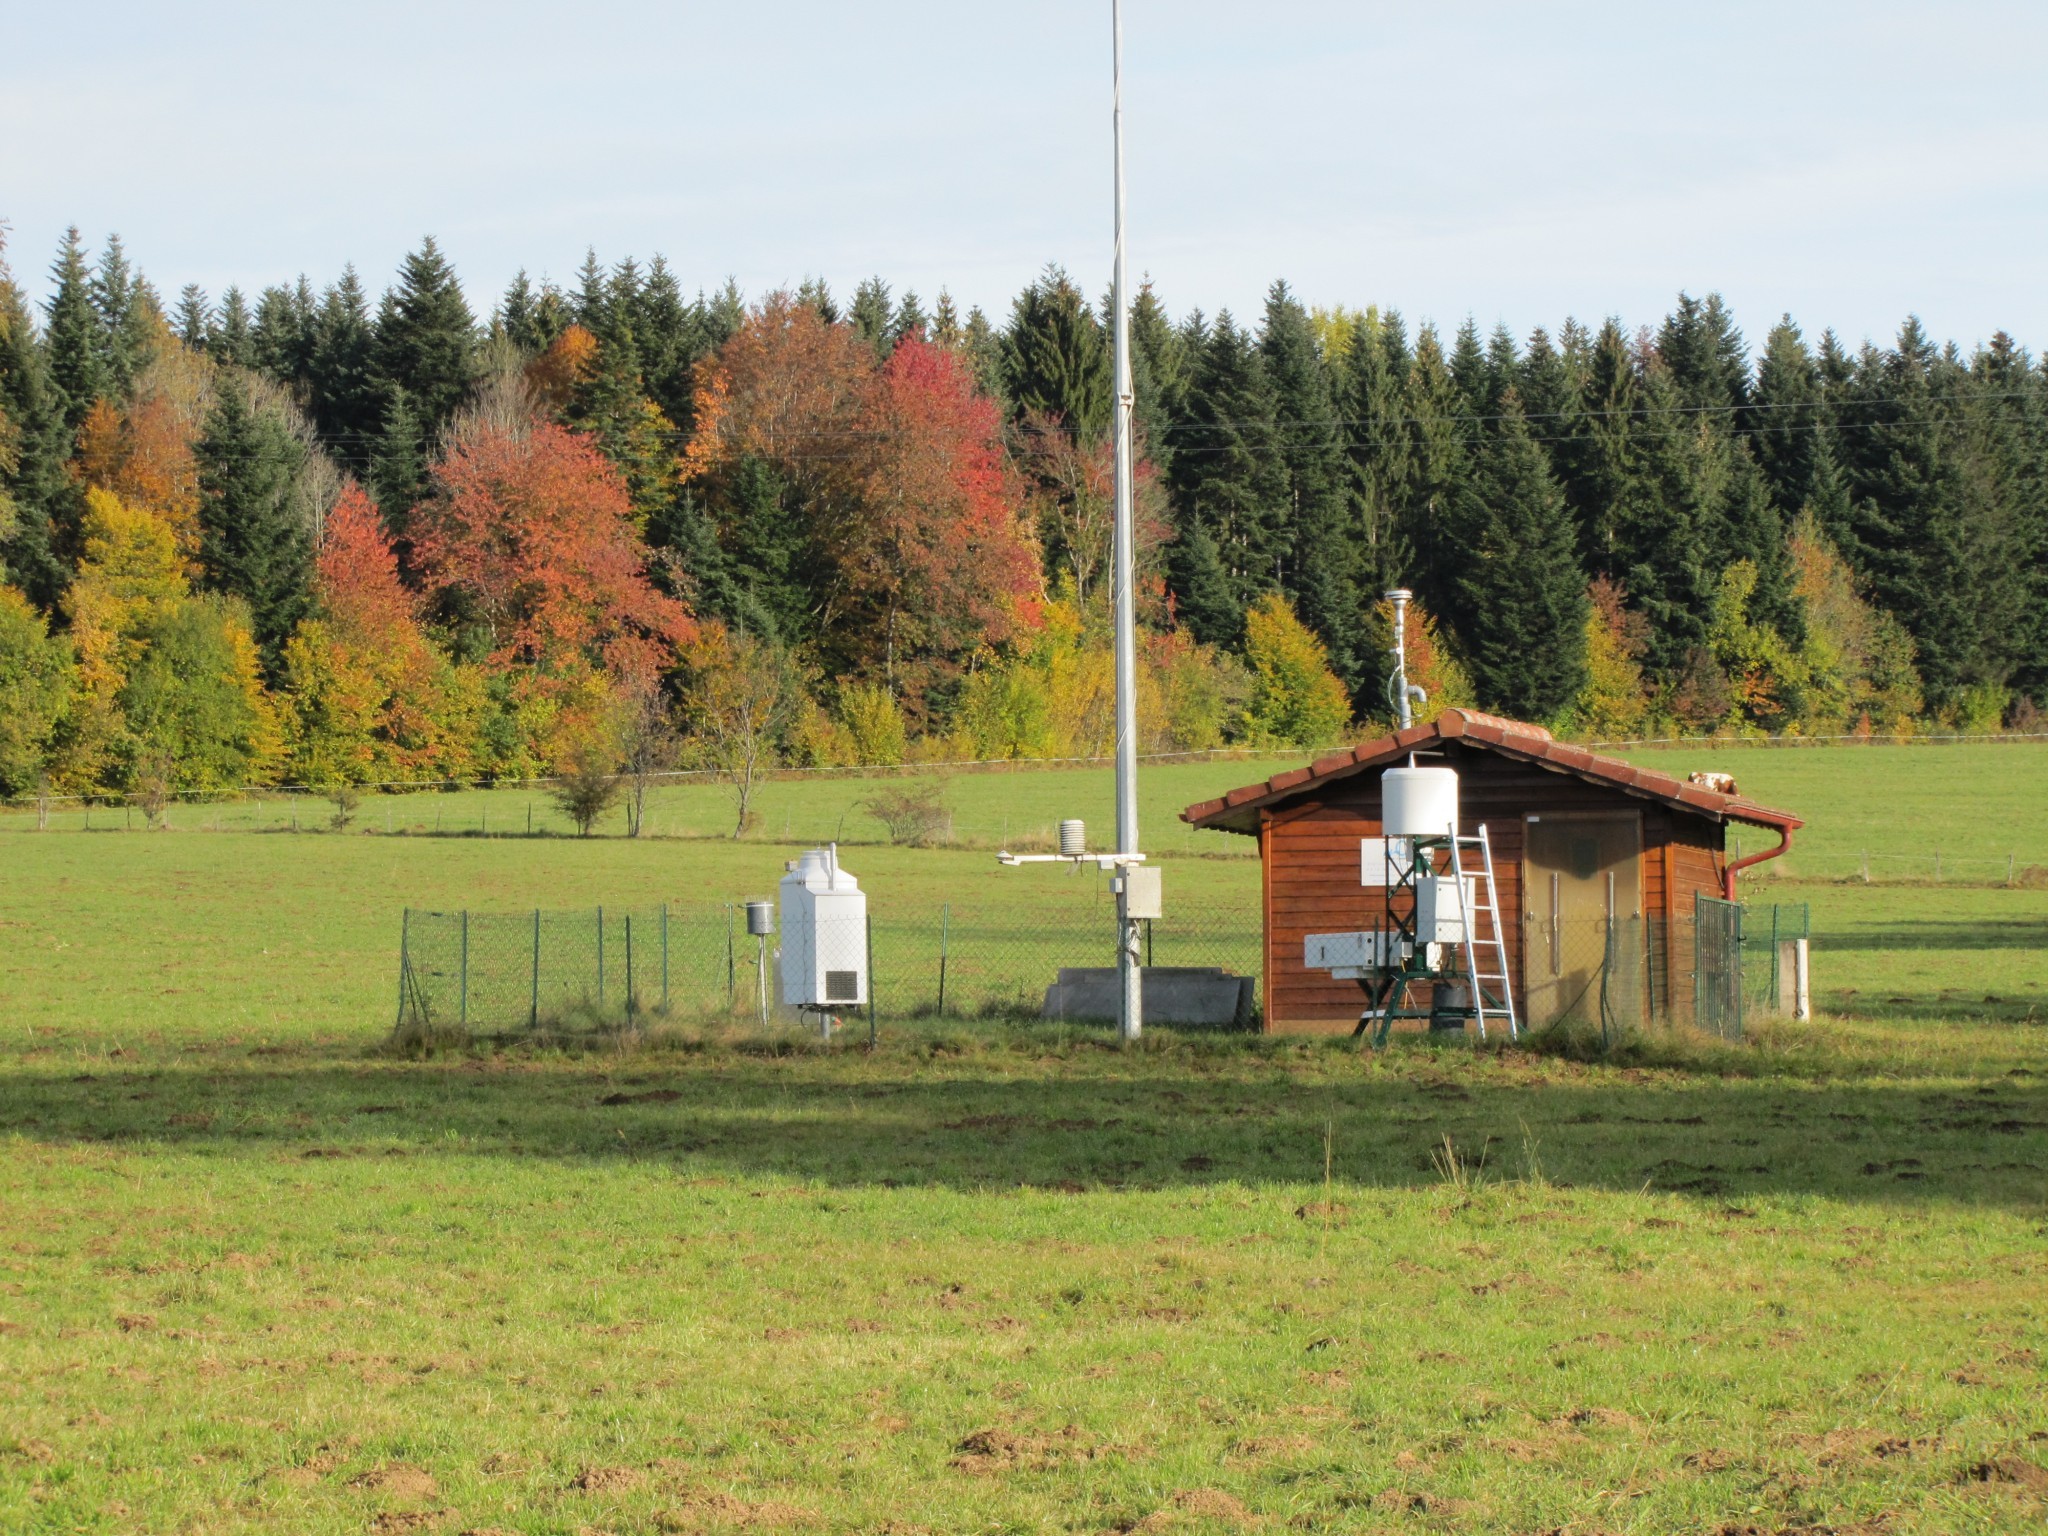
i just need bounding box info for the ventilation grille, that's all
[825,970,860,1003]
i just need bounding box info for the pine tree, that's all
[173,286,211,349]
[797,277,838,324]
[1448,317,1488,414]
[1456,389,1589,718]
[891,290,928,347]
[1260,281,1362,686]
[849,277,893,359]
[1558,318,1642,577]
[372,237,477,439]
[1749,315,1822,516]
[43,227,103,430]
[1166,311,1286,639]
[1128,279,1188,474]
[1399,325,1485,646]
[212,286,253,367]
[370,387,427,536]
[91,234,158,398]
[307,268,379,468]
[194,376,312,673]
[1000,266,1110,443]
[931,291,961,350]
[1332,309,1414,603]
[251,279,316,385]
[1657,291,1749,414]
[1,238,74,606]
[636,255,707,430]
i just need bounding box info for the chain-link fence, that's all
[1518,898,1808,1044]
[395,896,1262,1039]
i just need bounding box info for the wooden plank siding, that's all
[1260,740,1728,1033]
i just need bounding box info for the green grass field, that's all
[3,745,2044,1533]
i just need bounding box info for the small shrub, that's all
[865,779,949,846]
[550,745,623,837]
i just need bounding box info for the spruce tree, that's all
[372,237,477,439]
[931,291,962,350]
[212,287,253,367]
[173,286,211,349]
[1128,280,1188,473]
[308,267,379,467]
[1560,318,1642,577]
[1333,310,1414,602]
[251,280,316,386]
[849,277,893,359]
[1000,266,1110,442]
[370,387,427,535]
[1456,389,1590,718]
[43,227,103,429]
[1657,291,1749,414]
[1261,281,1362,686]
[1399,325,1486,647]
[1749,315,1822,516]
[1166,311,1286,639]
[636,255,705,429]
[90,234,155,398]
[796,277,838,325]
[891,290,928,347]
[1448,317,1488,414]
[194,376,312,673]
[0,243,73,606]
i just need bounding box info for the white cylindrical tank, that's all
[777,846,867,1008]
[1383,765,1459,838]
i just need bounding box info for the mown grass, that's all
[3,745,2045,1533]
[3,1023,2045,1534]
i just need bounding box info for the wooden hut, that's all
[1180,709,1802,1034]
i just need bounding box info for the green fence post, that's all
[625,914,636,1018]
[661,904,670,1009]
[597,906,606,1007]
[459,910,470,1030]
[867,911,877,1048]
[396,909,411,1029]
[726,904,736,1002]
[937,903,949,1018]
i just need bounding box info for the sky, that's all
[4,0,2046,355]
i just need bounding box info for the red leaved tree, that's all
[412,417,695,687]
[318,481,417,644]
[841,335,1041,704]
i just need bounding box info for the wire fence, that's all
[394,897,1263,1040]
[1515,899,1810,1045]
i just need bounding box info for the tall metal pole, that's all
[1111,0,1142,1044]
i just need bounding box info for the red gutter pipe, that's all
[1723,822,1795,900]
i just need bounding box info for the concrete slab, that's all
[1040,966,1255,1030]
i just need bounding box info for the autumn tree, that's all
[413,414,695,688]
[1240,592,1351,748]
[838,335,1041,708]
[681,622,806,837]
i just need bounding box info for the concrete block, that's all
[1040,966,1254,1029]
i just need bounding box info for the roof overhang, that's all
[1182,709,1803,837]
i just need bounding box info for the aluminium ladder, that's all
[1446,825,1517,1040]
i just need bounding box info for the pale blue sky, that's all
[4,0,2045,353]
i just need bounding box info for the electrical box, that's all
[1360,836,1413,886]
[1304,930,1410,976]
[1415,875,1475,945]
[1119,865,1162,920]
[778,846,867,1007]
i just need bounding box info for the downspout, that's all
[1723,821,1795,901]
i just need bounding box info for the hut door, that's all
[1522,813,1645,1029]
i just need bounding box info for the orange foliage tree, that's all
[413,416,695,688]
[281,481,492,786]
[74,394,204,567]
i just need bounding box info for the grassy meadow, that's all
[2,743,2045,1533]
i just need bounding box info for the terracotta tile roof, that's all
[1181,708,1804,835]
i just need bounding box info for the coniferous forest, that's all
[2,226,2045,803]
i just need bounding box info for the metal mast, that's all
[1111,0,1142,1044]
